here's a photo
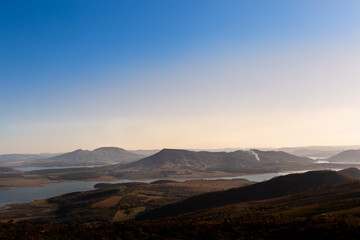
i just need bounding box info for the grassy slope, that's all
[0,179,251,223]
[139,170,355,219]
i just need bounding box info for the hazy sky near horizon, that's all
[1,1,360,154]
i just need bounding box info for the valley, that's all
[3,168,360,239]
[2,147,360,239]
[1,146,359,193]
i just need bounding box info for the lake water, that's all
[0,169,334,207]
[0,180,131,208]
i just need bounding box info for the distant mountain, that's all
[326,150,360,163]
[278,146,360,158]
[285,149,341,158]
[129,150,160,156]
[140,170,356,219]
[253,149,314,164]
[119,148,313,173]
[0,153,61,166]
[23,147,144,167]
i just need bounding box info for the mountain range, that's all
[0,153,60,166]
[277,145,360,158]
[326,149,360,163]
[21,147,145,167]
[110,148,314,178]
[2,146,360,175]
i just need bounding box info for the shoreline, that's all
[0,168,314,191]
[0,165,347,192]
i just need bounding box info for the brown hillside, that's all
[139,170,356,219]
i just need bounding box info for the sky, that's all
[1,0,360,154]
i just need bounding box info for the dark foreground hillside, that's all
[140,170,355,219]
[2,216,360,240]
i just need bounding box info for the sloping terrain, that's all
[140,170,355,219]
[326,149,360,163]
[0,153,61,167]
[277,145,360,158]
[339,167,360,179]
[0,149,318,185]
[0,179,251,223]
[117,148,313,174]
[2,216,360,240]
[129,150,159,156]
[3,169,360,239]
[22,147,144,167]
[178,180,360,222]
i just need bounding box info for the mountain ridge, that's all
[139,170,356,219]
[118,148,314,173]
[326,149,360,163]
[22,147,144,167]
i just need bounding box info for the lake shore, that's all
[0,167,320,191]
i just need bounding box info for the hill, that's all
[5,179,360,240]
[0,153,60,167]
[0,179,252,223]
[326,149,360,163]
[0,148,317,183]
[3,169,360,239]
[284,149,340,158]
[23,147,144,167]
[0,148,319,184]
[339,167,360,179]
[277,145,360,158]
[129,150,159,156]
[139,170,355,219]
[118,148,313,174]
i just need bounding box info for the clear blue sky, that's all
[1,1,360,153]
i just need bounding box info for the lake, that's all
[0,169,332,207]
